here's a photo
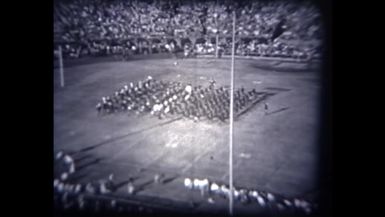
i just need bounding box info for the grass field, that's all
[54,57,321,214]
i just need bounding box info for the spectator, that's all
[54,0,322,60]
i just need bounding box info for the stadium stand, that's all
[54,0,322,60]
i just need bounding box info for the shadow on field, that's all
[114,177,140,191]
[134,179,156,194]
[76,158,103,172]
[250,61,319,72]
[70,117,182,155]
[264,87,291,92]
[267,107,290,116]
[162,175,179,185]
[74,154,92,163]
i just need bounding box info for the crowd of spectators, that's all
[54,0,323,60]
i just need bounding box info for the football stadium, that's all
[53,0,329,216]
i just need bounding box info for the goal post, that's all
[215,34,219,58]
[55,45,65,88]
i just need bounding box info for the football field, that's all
[54,57,321,214]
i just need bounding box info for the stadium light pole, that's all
[215,0,219,58]
[229,9,236,216]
